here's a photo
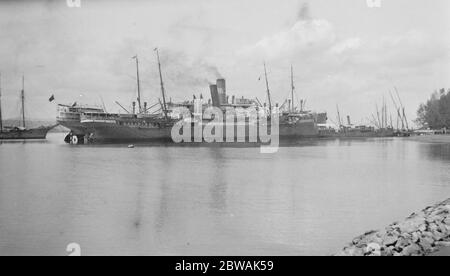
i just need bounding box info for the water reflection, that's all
[1,133,450,255]
[423,143,450,162]
[208,149,228,213]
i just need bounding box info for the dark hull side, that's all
[57,119,94,136]
[318,129,396,138]
[83,120,319,143]
[0,127,54,140]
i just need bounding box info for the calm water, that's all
[0,133,449,256]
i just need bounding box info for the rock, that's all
[435,221,447,234]
[429,223,439,232]
[400,232,412,240]
[435,210,448,217]
[365,243,381,256]
[419,237,434,252]
[411,232,421,243]
[364,230,378,236]
[346,247,364,256]
[443,218,450,226]
[418,224,427,232]
[431,230,445,241]
[383,234,398,247]
[402,244,422,256]
[424,235,435,243]
[395,237,410,249]
[337,198,450,256]
[381,246,394,256]
[422,231,434,239]
[435,241,450,247]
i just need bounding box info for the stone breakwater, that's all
[337,198,450,256]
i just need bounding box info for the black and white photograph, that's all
[0,0,450,261]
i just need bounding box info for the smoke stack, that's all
[132,102,136,114]
[347,115,351,126]
[144,102,147,114]
[209,84,220,107]
[232,95,235,104]
[216,78,226,105]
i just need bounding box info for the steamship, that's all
[80,77,322,143]
[57,103,104,144]
[73,53,323,143]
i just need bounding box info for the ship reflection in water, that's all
[0,133,449,256]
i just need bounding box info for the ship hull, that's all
[57,119,94,136]
[318,129,396,138]
[0,127,54,140]
[82,119,319,143]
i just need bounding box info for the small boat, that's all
[0,75,57,140]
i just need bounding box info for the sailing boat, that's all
[0,75,57,140]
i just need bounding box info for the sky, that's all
[0,0,449,126]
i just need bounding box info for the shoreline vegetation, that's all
[336,198,450,256]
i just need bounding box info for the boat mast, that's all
[155,48,168,120]
[133,55,142,114]
[21,75,25,128]
[263,62,272,114]
[291,65,295,112]
[394,87,409,131]
[0,73,2,132]
[336,104,342,128]
[389,90,404,130]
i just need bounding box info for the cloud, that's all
[329,38,362,54]
[240,18,336,60]
[238,2,365,62]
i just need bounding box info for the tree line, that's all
[416,88,450,129]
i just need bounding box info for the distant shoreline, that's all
[407,134,450,144]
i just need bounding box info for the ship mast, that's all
[291,65,295,112]
[155,48,168,120]
[0,73,2,132]
[133,55,142,114]
[21,75,26,128]
[336,104,342,128]
[263,62,272,114]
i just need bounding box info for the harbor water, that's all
[0,133,449,255]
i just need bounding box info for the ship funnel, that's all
[210,84,220,107]
[347,115,351,126]
[217,78,226,105]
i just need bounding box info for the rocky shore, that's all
[337,198,450,256]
